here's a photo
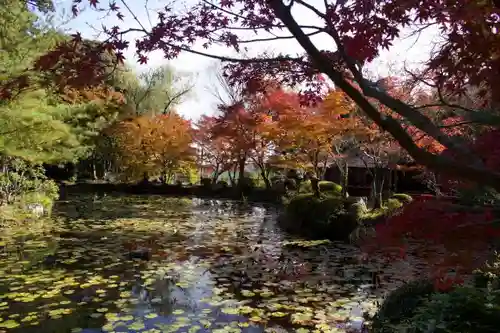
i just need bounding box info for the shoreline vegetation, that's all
[58,179,413,243]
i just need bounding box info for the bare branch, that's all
[162,85,194,114]
[231,29,324,44]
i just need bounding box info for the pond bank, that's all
[59,182,285,204]
[0,194,427,332]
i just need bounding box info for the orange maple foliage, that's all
[277,89,364,178]
[107,113,194,181]
[61,85,125,105]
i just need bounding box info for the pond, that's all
[0,195,422,333]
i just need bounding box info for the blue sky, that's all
[57,0,439,121]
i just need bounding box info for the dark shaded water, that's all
[0,195,419,333]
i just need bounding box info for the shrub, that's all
[216,180,229,188]
[0,160,56,205]
[456,186,500,206]
[200,177,212,187]
[20,192,55,216]
[371,279,436,332]
[0,160,59,215]
[407,286,500,333]
[318,181,342,194]
[391,193,413,204]
[282,193,356,240]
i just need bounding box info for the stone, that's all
[25,203,44,218]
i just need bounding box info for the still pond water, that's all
[0,195,422,333]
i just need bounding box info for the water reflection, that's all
[0,195,404,333]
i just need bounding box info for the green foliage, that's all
[318,181,342,194]
[282,193,357,240]
[20,192,55,215]
[407,286,500,333]
[0,0,62,85]
[297,181,342,196]
[249,175,266,188]
[0,0,118,166]
[391,193,413,204]
[0,90,85,163]
[185,166,199,184]
[0,0,132,183]
[0,159,57,204]
[360,198,405,225]
[373,254,500,333]
[119,65,192,115]
[371,279,436,333]
[456,186,500,206]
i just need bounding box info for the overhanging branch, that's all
[269,0,500,190]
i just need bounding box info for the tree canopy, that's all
[46,0,500,190]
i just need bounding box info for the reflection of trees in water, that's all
[9,195,391,333]
[133,258,216,316]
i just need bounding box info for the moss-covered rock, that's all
[318,181,342,194]
[391,193,413,204]
[385,198,403,211]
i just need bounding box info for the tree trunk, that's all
[387,169,393,196]
[371,168,385,209]
[341,162,349,198]
[91,160,97,180]
[228,164,237,186]
[237,155,246,193]
[393,170,399,193]
[261,170,271,189]
[311,176,320,197]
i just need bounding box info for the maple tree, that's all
[211,102,254,187]
[40,0,500,191]
[194,115,234,183]
[277,89,361,180]
[208,80,296,189]
[213,101,279,189]
[106,113,195,182]
[248,86,301,186]
[439,128,500,196]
